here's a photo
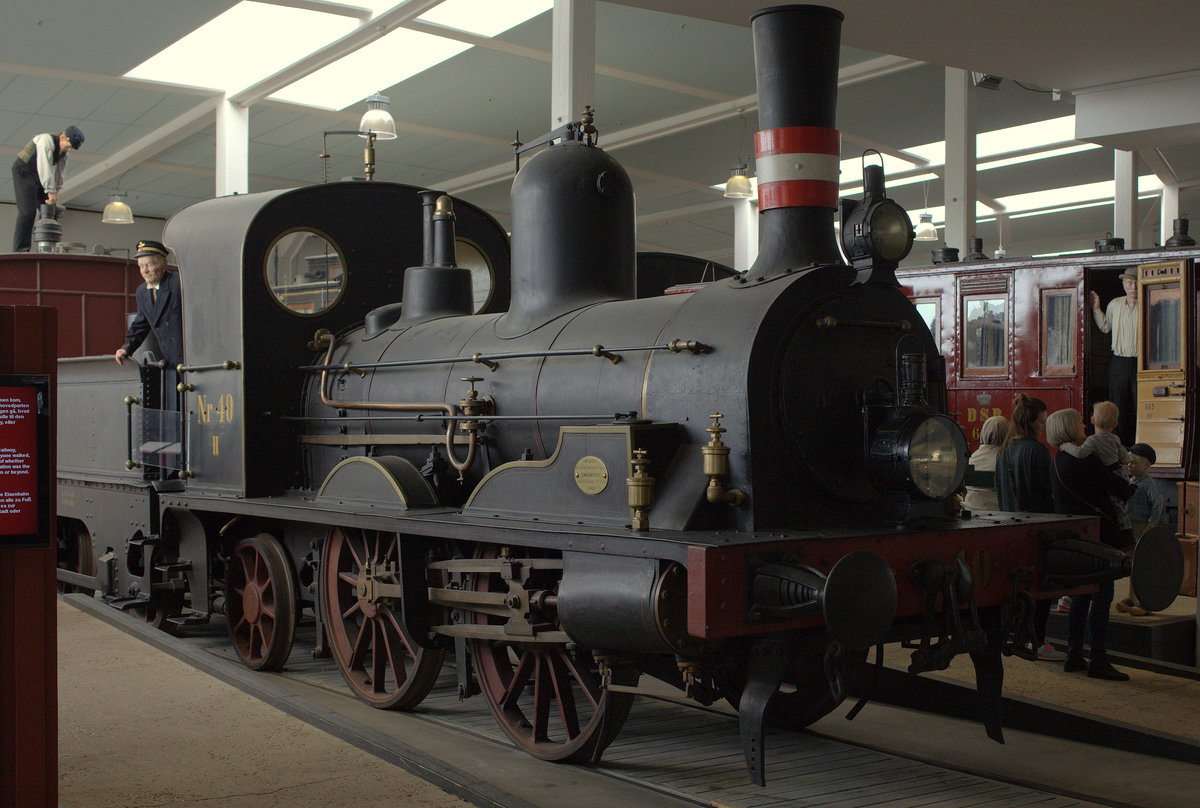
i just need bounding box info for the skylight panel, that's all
[977,115,1076,159]
[980,143,1100,171]
[418,0,553,37]
[996,176,1163,218]
[270,27,470,110]
[124,2,358,95]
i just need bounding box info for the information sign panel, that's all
[0,374,51,547]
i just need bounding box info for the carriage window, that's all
[1144,281,1182,369]
[455,237,495,314]
[1040,290,1075,374]
[265,230,345,315]
[913,299,938,338]
[963,296,1007,375]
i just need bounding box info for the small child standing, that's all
[1117,443,1164,616]
[1125,443,1164,538]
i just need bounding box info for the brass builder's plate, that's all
[573,455,609,495]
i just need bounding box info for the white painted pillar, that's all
[551,0,596,129]
[732,198,759,271]
[1160,182,1180,245]
[1113,149,1138,248]
[943,68,976,255]
[215,96,249,197]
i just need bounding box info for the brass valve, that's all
[458,376,492,432]
[177,382,195,392]
[123,396,140,406]
[307,328,334,352]
[702,413,747,506]
[626,448,655,531]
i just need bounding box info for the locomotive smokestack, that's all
[749,4,844,273]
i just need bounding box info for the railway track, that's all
[65,594,1196,808]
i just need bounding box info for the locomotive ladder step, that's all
[154,561,192,575]
[106,595,152,612]
[164,612,210,629]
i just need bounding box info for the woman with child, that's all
[1046,407,1135,681]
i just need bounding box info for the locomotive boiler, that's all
[54,4,1183,785]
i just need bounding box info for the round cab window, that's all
[455,237,494,314]
[265,230,345,315]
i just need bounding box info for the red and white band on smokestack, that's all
[754,125,841,211]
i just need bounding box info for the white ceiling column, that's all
[732,198,758,271]
[943,68,976,255]
[1113,149,1138,248]
[216,96,250,197]
[550,0,596,129]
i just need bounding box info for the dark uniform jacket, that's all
[121,269,183,367]
[995,437,1054,513]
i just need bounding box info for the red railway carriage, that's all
[898,246,1197,476]
[0,253,143,357]
[898,245,1199,594]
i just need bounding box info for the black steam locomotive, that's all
[54,5,1179,785]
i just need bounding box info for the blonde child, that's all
[1079,401,1132,471]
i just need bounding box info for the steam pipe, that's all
[315,335,478,473]
[432,195,456,267]
[418,190,441,267]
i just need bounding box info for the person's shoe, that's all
[1038,642,1067,661]
[1063,652,1088,673]
[1088,659,1130,681]
[1115,599,1148,616]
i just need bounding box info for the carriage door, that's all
[1136,260,1187,469]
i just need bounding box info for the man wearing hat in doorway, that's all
[1090,271,1139,445]
[115,239,183,369]
[10,125,84,252]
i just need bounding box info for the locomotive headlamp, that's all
[869,410,968,501]
[839,156,915,283]
[905,415,967,498]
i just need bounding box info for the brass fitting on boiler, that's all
[457,377,493,433]
[626,448,655,530]
[702,413,747,506]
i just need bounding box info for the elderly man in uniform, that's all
[1090,271,1138,445]
[10,125,84,252]
[115,239,183,368]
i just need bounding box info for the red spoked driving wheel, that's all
[320,525,443,709]
[468,544,637,762]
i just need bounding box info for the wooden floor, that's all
[65,594,1200,808]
